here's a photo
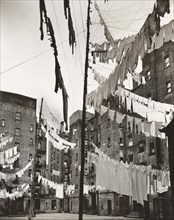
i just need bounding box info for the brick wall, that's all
[0,91,36,184]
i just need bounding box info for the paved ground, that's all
[0,213,143,220]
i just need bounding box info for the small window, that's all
[119,137,123,147]
[15,128,21,136]
[147,93,152,100]
[108,137,111,148]
[164,55,170,68]
[128,154,133,162]
[28,169,32,177]
[128,122,131,133]
[139,142,145,153]
[1,119,5,127]
[76,168,78,176]
[76,153,78,161]
[166,81,172,94]
[136,125,139,134]
[15,112,21,121]
[107,118,111,128]
[29,154,32,161]
[146,70,151,81]
[149,142,155,155]
[29,138,33,146]
[30,124,34,132]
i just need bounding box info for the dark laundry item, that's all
[64,0,76,54]
[62,85,69,130]
[54,55,63,93]
[157,0,170,17]
[47,17,58,56]
[39,0,48,40]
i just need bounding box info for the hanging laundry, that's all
[0,159,33,181]
[0,135,13,149]
[116,112,125,124]
[39,0,48,40]
[108,109,115,121]
[63,0,76,54]
[100,105,108,116]
[38,175,63,198]
[93,70,106,85]
[52,170,60,176]
[156,0,170,17]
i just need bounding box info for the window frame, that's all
[15,128,21,137]
[15,112,21,121]
[146,69,151,81]
[166,81,172,94]
[149,142,155,156]
[164,55,170,68]
[1,119,5,127]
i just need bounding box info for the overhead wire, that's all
[72,0,85,77]
[0,30,86,75]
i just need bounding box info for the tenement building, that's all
[0,91,36,215]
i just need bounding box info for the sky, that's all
[1,0,174,124]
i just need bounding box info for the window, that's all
[28,169,32,177]
[14,142,20,152]
[139,142,145,153]
[1,119,5,127]
[166,81,172,94]
[29,154,32,161]
[29,138,33,146]
[164,55,170,68]
[108,137,111,148]
[119,137,123,147]
[15,112,21,121]
[30,124,34,132]
[128,122,131,133]
[76,168,78,176]
[149,142,155,155]
[76,153,78,161]
[146,70,151,81]
[147,93,152,100]
[136,125,139,134]
[51,200,57,210]
[107,118,111,128]
[128,154,133,162]
[15,128,21,136]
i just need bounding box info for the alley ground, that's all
[0,213,143,220]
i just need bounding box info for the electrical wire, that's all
[52,0,77,111]
[0,30,87,75]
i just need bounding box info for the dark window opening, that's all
[128,154,133,162]
[149,142,155,155]
[108,137,111,148]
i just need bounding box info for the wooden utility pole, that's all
[79,0,91,219]
[28,98,43,220]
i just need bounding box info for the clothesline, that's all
[0,184,29,200]
[38,175,63,199]
[0,134,13,149]
[87,19,174,111]
[87,84,173,124]
[89,143,170,205]
[0,146,19,165]
[99,105,167,139]
[0,159,33,181]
